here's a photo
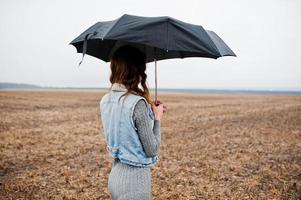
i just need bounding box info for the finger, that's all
[156,100,163,103]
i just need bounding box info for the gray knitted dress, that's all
[107,99,161,200]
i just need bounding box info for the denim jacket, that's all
[99,83,158,168]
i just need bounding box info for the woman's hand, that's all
[151,99,167,121]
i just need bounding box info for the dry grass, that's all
[0,90,300,199]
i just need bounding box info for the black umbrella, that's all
[69,14,236,103]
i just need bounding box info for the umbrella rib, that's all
[102,16,123,39]
[204,30,221,57]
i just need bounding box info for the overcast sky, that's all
[0,0,300,90]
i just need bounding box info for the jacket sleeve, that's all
[133,99,161,157]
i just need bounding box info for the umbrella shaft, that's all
[155,59,157,105]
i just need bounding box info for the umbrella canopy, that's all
[69,14,236,103]
[69,14,235,64]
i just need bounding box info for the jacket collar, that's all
[111,83,127,92]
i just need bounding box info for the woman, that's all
[99,45,167,200]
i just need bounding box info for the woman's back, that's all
[99,45,165,200]
[100,84,160,168]
[106,96,161,200]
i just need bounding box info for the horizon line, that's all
[1,81,301,92]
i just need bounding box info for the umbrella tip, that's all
[78,60,82,67]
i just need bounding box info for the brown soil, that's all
[0,90,300,199]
